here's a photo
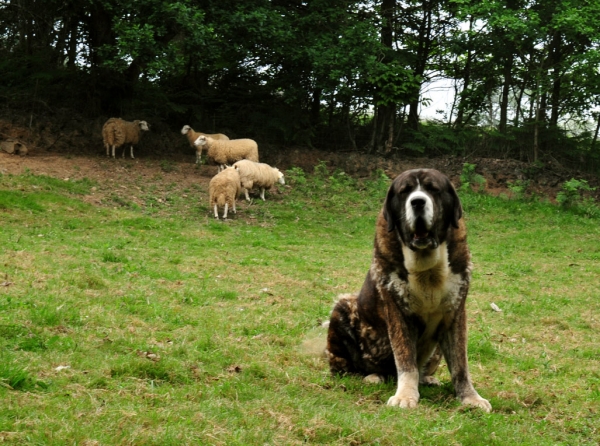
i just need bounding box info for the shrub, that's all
[459,163,486,192]
[556,178,595,208]
[507,179,530,200]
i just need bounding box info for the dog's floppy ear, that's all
[447,180,463,228]
[383,185,398,232]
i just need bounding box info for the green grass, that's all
[0,167,599,444]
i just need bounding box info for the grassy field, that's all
[0,164,599,445]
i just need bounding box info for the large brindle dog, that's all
[326,168,491,412]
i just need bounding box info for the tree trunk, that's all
[549,31,562,129]
[513,81,525,127]
[386,110,394,153]
[499,54,513,133]
[369,0,396,153]
[591,113,600,152]
[533,94,541,163]
[310,88,322,128]
[407,1,433,132]
[454,16,474,129]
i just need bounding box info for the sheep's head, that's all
[194,135,208,147]
[276,169,285,185]
[137,121,150,131]
[181,125,191,135]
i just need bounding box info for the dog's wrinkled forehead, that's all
[392,168,446,194]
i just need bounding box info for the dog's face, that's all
[383,169,462,251]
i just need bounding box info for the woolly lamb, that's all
[194,135,259,172]
[233,160,285,201]
[180,125,229,164]
[208,166,242,219]
[102,118,149,159]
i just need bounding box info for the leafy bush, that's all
[556,178,599,218]
[285,167,307,187]
[556,178,595,207]
[507,179,530,200]
[459,163,486,192]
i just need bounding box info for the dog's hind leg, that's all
[326,294,363,375]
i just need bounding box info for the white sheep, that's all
[208,166,242,219]
[193,135,259,172]
[233,160,285,201]
[102,118,149,159]
[180,125,229,164]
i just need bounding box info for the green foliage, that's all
[556,178,600,217]
[459,163,486,192]
[556,178,595,207]
[370,61,421,106]
[2,0,600,162]
[284,167,307,187]
[507,179,530,200]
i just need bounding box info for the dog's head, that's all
[383,169,462,250]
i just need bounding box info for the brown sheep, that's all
[102,118,149,159]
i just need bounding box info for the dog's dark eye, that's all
[399,185,412,194]
[425,183,440,192]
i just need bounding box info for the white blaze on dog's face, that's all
[404,181,434,249]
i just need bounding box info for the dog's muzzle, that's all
[407,193,437,250]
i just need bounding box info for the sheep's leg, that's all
[232,200,237,214]
[130,145,134,159]
[260,188,266,201]
[244,188,250,201]
[105,144,109,157]
[111,145,116,158]
[213,204,219,219]
[223,203,229,219]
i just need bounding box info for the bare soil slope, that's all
[2,149,599,209]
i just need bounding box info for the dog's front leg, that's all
[384,300,420,408]
[439,304,492,412]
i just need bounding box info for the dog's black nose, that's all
[411,198,426,209]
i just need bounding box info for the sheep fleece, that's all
[209,166,242,209]
[102,118,145,147]
[233,160,280,191]
[206,138,259,166]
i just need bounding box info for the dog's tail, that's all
[299,321,329,358]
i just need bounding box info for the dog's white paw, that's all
[420,376,441,386]
[387,393,419,408]
[461,394,492,413]
[363,374,384,384]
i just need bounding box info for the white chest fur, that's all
[383,242,465,315]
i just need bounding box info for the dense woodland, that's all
[1,0,600,170]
